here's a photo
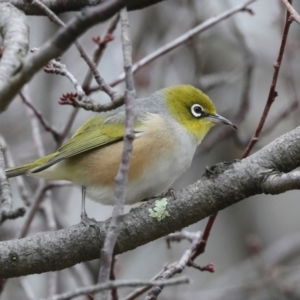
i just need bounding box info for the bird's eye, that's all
[191,104,203,118]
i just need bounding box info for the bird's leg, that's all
[80,186,99,229]
[81,186,88,221]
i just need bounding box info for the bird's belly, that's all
[86,151,193,205]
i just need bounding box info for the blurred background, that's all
[1,0,300,299]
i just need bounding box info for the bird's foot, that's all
[163,188,176,200]
[80,212,99,229]
[141,188,176,202]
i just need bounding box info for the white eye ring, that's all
[191,104,203,118]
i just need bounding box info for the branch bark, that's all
[0,3,29,112]
[1,126,300,278]
[0,0,165,15]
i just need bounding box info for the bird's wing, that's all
[31,113,145,173]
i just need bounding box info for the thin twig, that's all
[110,256,119,300]
[95,8,136,300]
[262,101,298,136]
[56,108,80,147]
[0,134,30,205]
[281,0,300,25]
[242,4,292,157]
[59,91,124,113]
[47,270,58,298]
[18,181,47,238]
[20,277,36,300]
[20,88,60,142]
[32,0,120,100]
[200,0,254,153]
[19,86,58,294]
[145,231,202,300]
[18,181,67,238]
[44,59,85,100]
[41,192,57,232]
[69,264,94,288]
[123,270,165,300]
[188,0,255,265]
[282,43,300,126]
[0,0,126,110]
[57,15,120,147]
[42,277,190,300]
[124,229,213,300]
[89,0,257,93]
[42,195,57,300]
[22,85,45,157]
[83,14,120,93]
[189,214,217,262]
[0,278,6,297]
[0,144,25,225]
[198,68,241,90]
[194,0,294,279]
[30,6,124,113]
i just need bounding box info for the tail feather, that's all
[6,163,38,178]
[5,152,57,178]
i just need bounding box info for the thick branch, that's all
[1,126,300,278]
[0,3,29,112]
[261,170,300,194]
[0,0,165,15]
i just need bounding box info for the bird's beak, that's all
[207,114,238,130]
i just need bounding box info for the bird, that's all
[6,85,236,220]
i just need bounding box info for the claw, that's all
[81,213,99,229]
[141,188,176,202]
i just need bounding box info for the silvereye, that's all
[6,85,236,218]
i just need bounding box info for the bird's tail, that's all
[5,153,57,178]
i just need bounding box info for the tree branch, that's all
[281,0,300,25]
[96,8,135,300]
[43,277,189,300]
[146,231,202,300]
[0,0,125,112]
[261,170,300,194]
[1,126,300,278]
[0,0,165,15]
[242,4,292,157]
[32,0,120,101]
[0,3,29,112]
